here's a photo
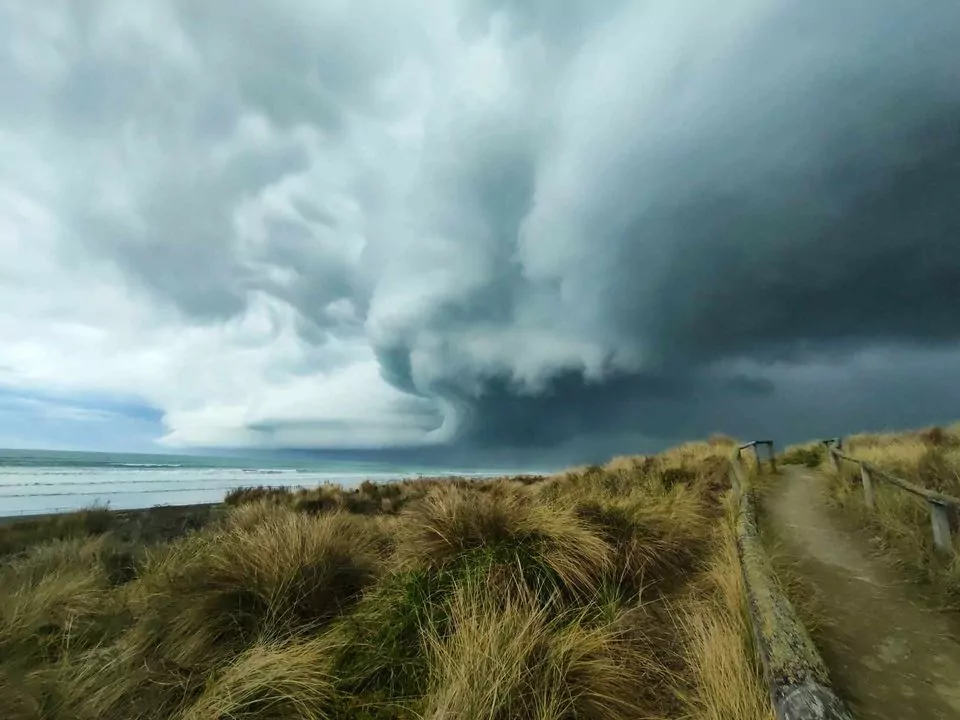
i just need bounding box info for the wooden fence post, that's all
[829,449,841,473]
[860,466,875,510]
[729,463,742,494]
[753,444,762,469]
[767,442,777,473]
[929,500,954,555]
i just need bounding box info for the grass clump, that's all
[0,503,114,558]
[181,638,340,720]
[224,478,437,517]
[0,535,133,666]
[396,482,612,597]
[129,508,383,668]
[224,485,295,507]
[779,442,825,468]
[423,577,655,720]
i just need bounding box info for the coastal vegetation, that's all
[788,424,960,606]
[0,439,771,720]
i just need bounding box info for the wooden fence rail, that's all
[737,440,779,473]
[824,438,959,555]
[728,445,853,720]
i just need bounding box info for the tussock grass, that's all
[0,504,114,558]
[838,432,960,494]
[0,535,131,666]
[547,450,715,595]
[129,509,383,668]
[423,576,656,720]
[224,485,296,507]
[222,495,299,531]
[182,638,340,720]
[0,440,770,720]
[40,639,193,720]
[0,503,218,564]
[396,482,613,597]
[224,476,548,518]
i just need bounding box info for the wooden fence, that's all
[728,444,853,720]
[738,440,778,473]
[823,438,960,555]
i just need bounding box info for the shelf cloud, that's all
[2,0,959,457]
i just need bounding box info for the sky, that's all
[2,0,959,462]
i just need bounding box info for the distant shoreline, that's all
[0,471,548,519]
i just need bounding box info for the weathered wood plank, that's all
[778,681,858,720]
[860,466,875,511]
[729,459,745,493]
[764,440,778,473]
[929,500,954,555]
[829,448,842,473]
[832,451,960,508]
[731,455,853,720]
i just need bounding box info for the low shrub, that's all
[779,444,825,468]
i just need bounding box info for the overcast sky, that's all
[2,0,959,460]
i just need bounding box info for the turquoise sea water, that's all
[0,448,522,517]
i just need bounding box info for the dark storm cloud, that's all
[366,0,960,448]
[604,113,960,366]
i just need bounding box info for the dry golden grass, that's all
[778,441,825,468]
[573,483,708,590]
[603,454,647,474]
[0,439,771,720]
[679,494,773,720]
[545,447,718,594]
[424,576,656,720]
[223,495,299,531]
[0,505,114,558]
[0,535,130,666]
[42,639,189,720]
[129,508,384,668]
[396,482,613,597]
[841,428,960,494]
[182,638,339,720]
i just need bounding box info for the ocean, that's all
[0,448,523,517]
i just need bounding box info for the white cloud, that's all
[0,0,455,448]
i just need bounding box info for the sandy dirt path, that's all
[761,466,960,719]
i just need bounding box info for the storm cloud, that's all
[2,0,959,457]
